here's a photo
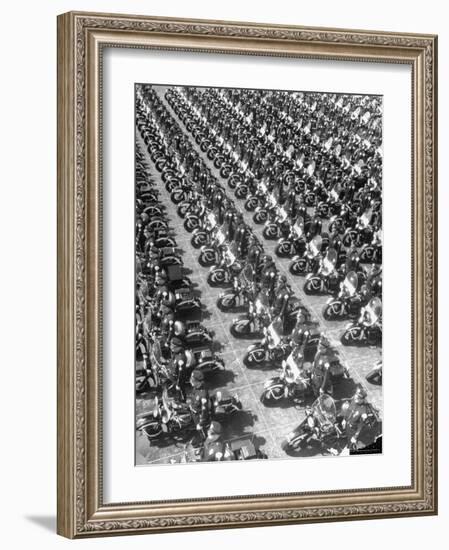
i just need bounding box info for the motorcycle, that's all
[281,394,342,454]
[260,349,312,405]
[303,247,340,295]
[275,216,307,258]
[262,205,290,240]
[341,297,382,346]
[190,211,218,249]
[137,393,195,441]
[216,265,256,312]
[207,242,243,287]
[198,223,228,267]
[230,290,272,339]
[289,234,322,276]
[322,271,366,320]
[243,320,291,368]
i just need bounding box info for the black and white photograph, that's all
[135,83,383,465]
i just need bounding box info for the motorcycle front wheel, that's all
[275,241,293,258]
[304,277,322,295]
[198,249,217,267]
[260,384,284,405]
[207,269,228,287]
[262,224,279,240]
[184,216,200,232]
[217,293,237,311]
[289,258,307,276]
[191,231,208,248]
[341,325,364,346]
[230,318,251,339]
[323,300,345,320]
[243,347,266,368]
[253,210,268,224]
[244,197,258,211]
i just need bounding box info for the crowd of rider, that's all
[135,83,383,461]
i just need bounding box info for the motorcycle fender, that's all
[291,255,300,262]
[345,322,354,330]
[326,297,334,304]
[247,343,260,353]
[263,376,282,389]
[306,272,313,280]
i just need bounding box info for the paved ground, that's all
[136,85,382,465]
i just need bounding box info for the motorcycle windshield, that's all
[278,207,288,221]
[240,264,254,286]
[255,291,270,314]
[207,212,217,228]
[293,217,305,238]
[343,271,359,295]
[216,227,226,245]
[267,322,282,346]
[321,248,338,275]
[225,244,237,265]
[285,352,303,379]
[312,394,337,428]
[359,209,372,228]
[150,340,164,365]
[309,235,323,256]
[365,297,382,324]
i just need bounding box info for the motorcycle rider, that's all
[339,386,371,449]
[199,421,233,461]
[187,369,211,445]
[311,335,336,396]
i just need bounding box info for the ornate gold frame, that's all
[57,11,438,538]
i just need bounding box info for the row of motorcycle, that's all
[136,85,381,455]
[135,140,253,462]
[164,85,383,350]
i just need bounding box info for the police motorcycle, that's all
[289,234,323,276]
[342,205,375,248]
[166,319,214,349]
[262,203,291,240]
[244,179,271,212]
[190,211,218,249]
[230,287,272,339]
[275,216,307,258]
[207,240,243,287]
[341,296,382,346]
[360,228,382,264]
[260,346,312,405]
[303,247,340,295]
[137,388,239,443]
[281,394,343,455]
[252,186,279,225]
[183,195,208,232]
[243,318,292,368]
[137,391,194,441]
[153,283,202,317]
[216,264,258,312]
[198,221,229,267]
[328,202,357,235]
[143,225,178,250]
[322,271,367,320]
